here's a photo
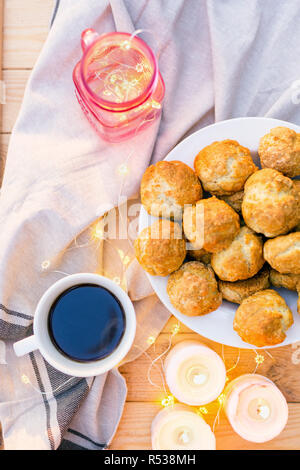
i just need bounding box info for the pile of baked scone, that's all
[134,126,300,347]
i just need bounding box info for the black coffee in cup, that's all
[48,284,125,362]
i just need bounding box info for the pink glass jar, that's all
[73,30,165,142]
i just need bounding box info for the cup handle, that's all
[81,28,99,51]
[13,335,38,357]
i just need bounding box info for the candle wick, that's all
[257,404,270,420]
[193,373,207,385]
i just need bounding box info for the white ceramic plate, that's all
[139,117,300,349]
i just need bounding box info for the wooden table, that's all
[1,0,300,450]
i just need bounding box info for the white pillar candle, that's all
[151,404,216,450]
[164,340,226,405]
[224,374,288,443]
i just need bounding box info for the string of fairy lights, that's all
[20,310,272,428]
[143,321,273,430]
[18,30,274,428]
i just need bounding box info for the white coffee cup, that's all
[13,273,136,377]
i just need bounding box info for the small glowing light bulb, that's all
[41,260,50,271]
[218,393,226,406]
[136,63,144,73]
[110,74,118,83]
[123,255,130,266]
[21,374,30,385]
[198,406,208,415]
[117,164,129,176]
[92,223,104,240]
[161,395,174,407]
[255,354,265,365]
[171,324,180,335]
[147,335,155,345]
[121,40,131,50]
[151,100,161,109]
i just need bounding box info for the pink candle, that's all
[164,341,226,406]
[224,374,288,443]
[151,405,216,450]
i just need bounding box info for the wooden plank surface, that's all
[1,0,300,451]
[1,69,30,132]
[120,332,300,403]
[0,0,3,77]
[3,0,54,69]
[110,402,300,450]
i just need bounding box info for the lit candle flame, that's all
[192,373,207,385]
[178,430,190,445]
[257,404,270,420]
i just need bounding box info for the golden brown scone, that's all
[293,180,300,231]
[219,191,244,213]
[270,268,300,291]
[167,261,222,316]
[141,161,202,220]
[258,127,300,177]
[211,226,264,281]
[242,169,300,237]
[269,266,300,315]
[194,140,257,196]
[134,219,186,276]
[293,179,300,193]
[264,232,300,274]
[233,289,293,346]
[187,245,212,264]
[219,266,270,304]
[183,196,240,253]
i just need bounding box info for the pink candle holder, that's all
[73,30,165,142]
